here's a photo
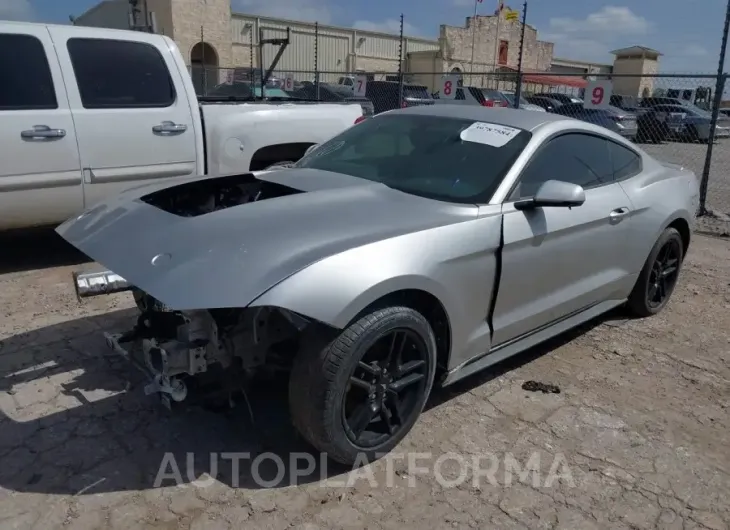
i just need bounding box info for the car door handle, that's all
[20,125,66,139]
[609,207,630,223]
[152,121,187,134]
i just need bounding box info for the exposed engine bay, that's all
[139,173,303,217]
[105,287,318,408]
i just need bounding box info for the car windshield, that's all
[503,92,529,106]
[403,86,432,99]
[293,114,531,203]
[208,83,291,98]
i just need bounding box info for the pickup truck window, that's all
[0,33,57,111]
[66,38,176,109]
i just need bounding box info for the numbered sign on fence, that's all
[584,80,612,109]
[354,75,368,97]
[283,74,295,91]
[440,75,458,100]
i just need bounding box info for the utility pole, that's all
[514,1,527,108]
[698,0,730,216]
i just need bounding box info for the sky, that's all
[1,0,727,77]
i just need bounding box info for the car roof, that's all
[391,105,570,131]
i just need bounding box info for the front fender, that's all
[252,269,454,331]
[248,213,504,369]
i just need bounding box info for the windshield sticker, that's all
[459,122,520,147]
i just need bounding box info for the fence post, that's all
[699,73,727,215]
[699,0,730,216]
[314,21,320,100]
[398,14,404,105]
[514,1,528,108]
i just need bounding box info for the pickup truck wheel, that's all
[289,306,437,466]
[626,227,684,317]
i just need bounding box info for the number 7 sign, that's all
[584,80,613,109]
[354,75,367,97]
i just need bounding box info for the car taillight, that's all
[481,100,495,107]
[354,115,367,124]
[401,100,407,108]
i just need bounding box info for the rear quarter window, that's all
[609,141,642,181]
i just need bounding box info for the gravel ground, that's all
[0,229,729,530]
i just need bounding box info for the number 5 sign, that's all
[440,75,458,100]
[584,80,612,109]
[354,75,367,97]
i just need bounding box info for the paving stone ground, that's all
[0,230,728,530]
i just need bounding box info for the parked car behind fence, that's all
[552,103,638,140]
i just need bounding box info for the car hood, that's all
[57,168,477,310]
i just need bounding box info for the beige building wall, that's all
[610,47,661,97]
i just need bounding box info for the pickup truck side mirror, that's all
[514,180,586,210]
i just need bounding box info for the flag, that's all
[494,0,504,15]
[505,8,519,21]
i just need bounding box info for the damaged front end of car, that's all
[74,271,325,409]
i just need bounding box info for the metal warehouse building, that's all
[73,0,660,95]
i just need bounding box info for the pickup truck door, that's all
[0,26,82,231]
[46,27,198,210]
[491,132,635,347]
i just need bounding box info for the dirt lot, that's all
[0,230,729,530]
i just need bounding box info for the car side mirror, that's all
[514,180,586,210]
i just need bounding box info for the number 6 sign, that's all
[584,80,612,109]
[441,75,458,100]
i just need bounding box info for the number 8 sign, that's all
[584,80,612,109]
[441,75,458,100]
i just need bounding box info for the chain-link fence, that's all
[192,66,729,216]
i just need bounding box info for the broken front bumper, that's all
[104,331,188,409]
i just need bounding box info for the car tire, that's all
[289,306,437,466]
[626,227,684,317]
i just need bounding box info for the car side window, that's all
[66,38,175,109]
[510,133,614,200]
[0,33,58,111]
[608,141,642,181]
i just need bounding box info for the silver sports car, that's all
[57,106,700,466]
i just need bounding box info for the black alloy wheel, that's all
[342,329,429,448]
[289,306,437,466]
[646,237,681,309]
[626,227,685,317]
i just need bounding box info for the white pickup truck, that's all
[0,21,365,232]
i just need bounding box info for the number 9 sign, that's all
[584,80,612,109]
